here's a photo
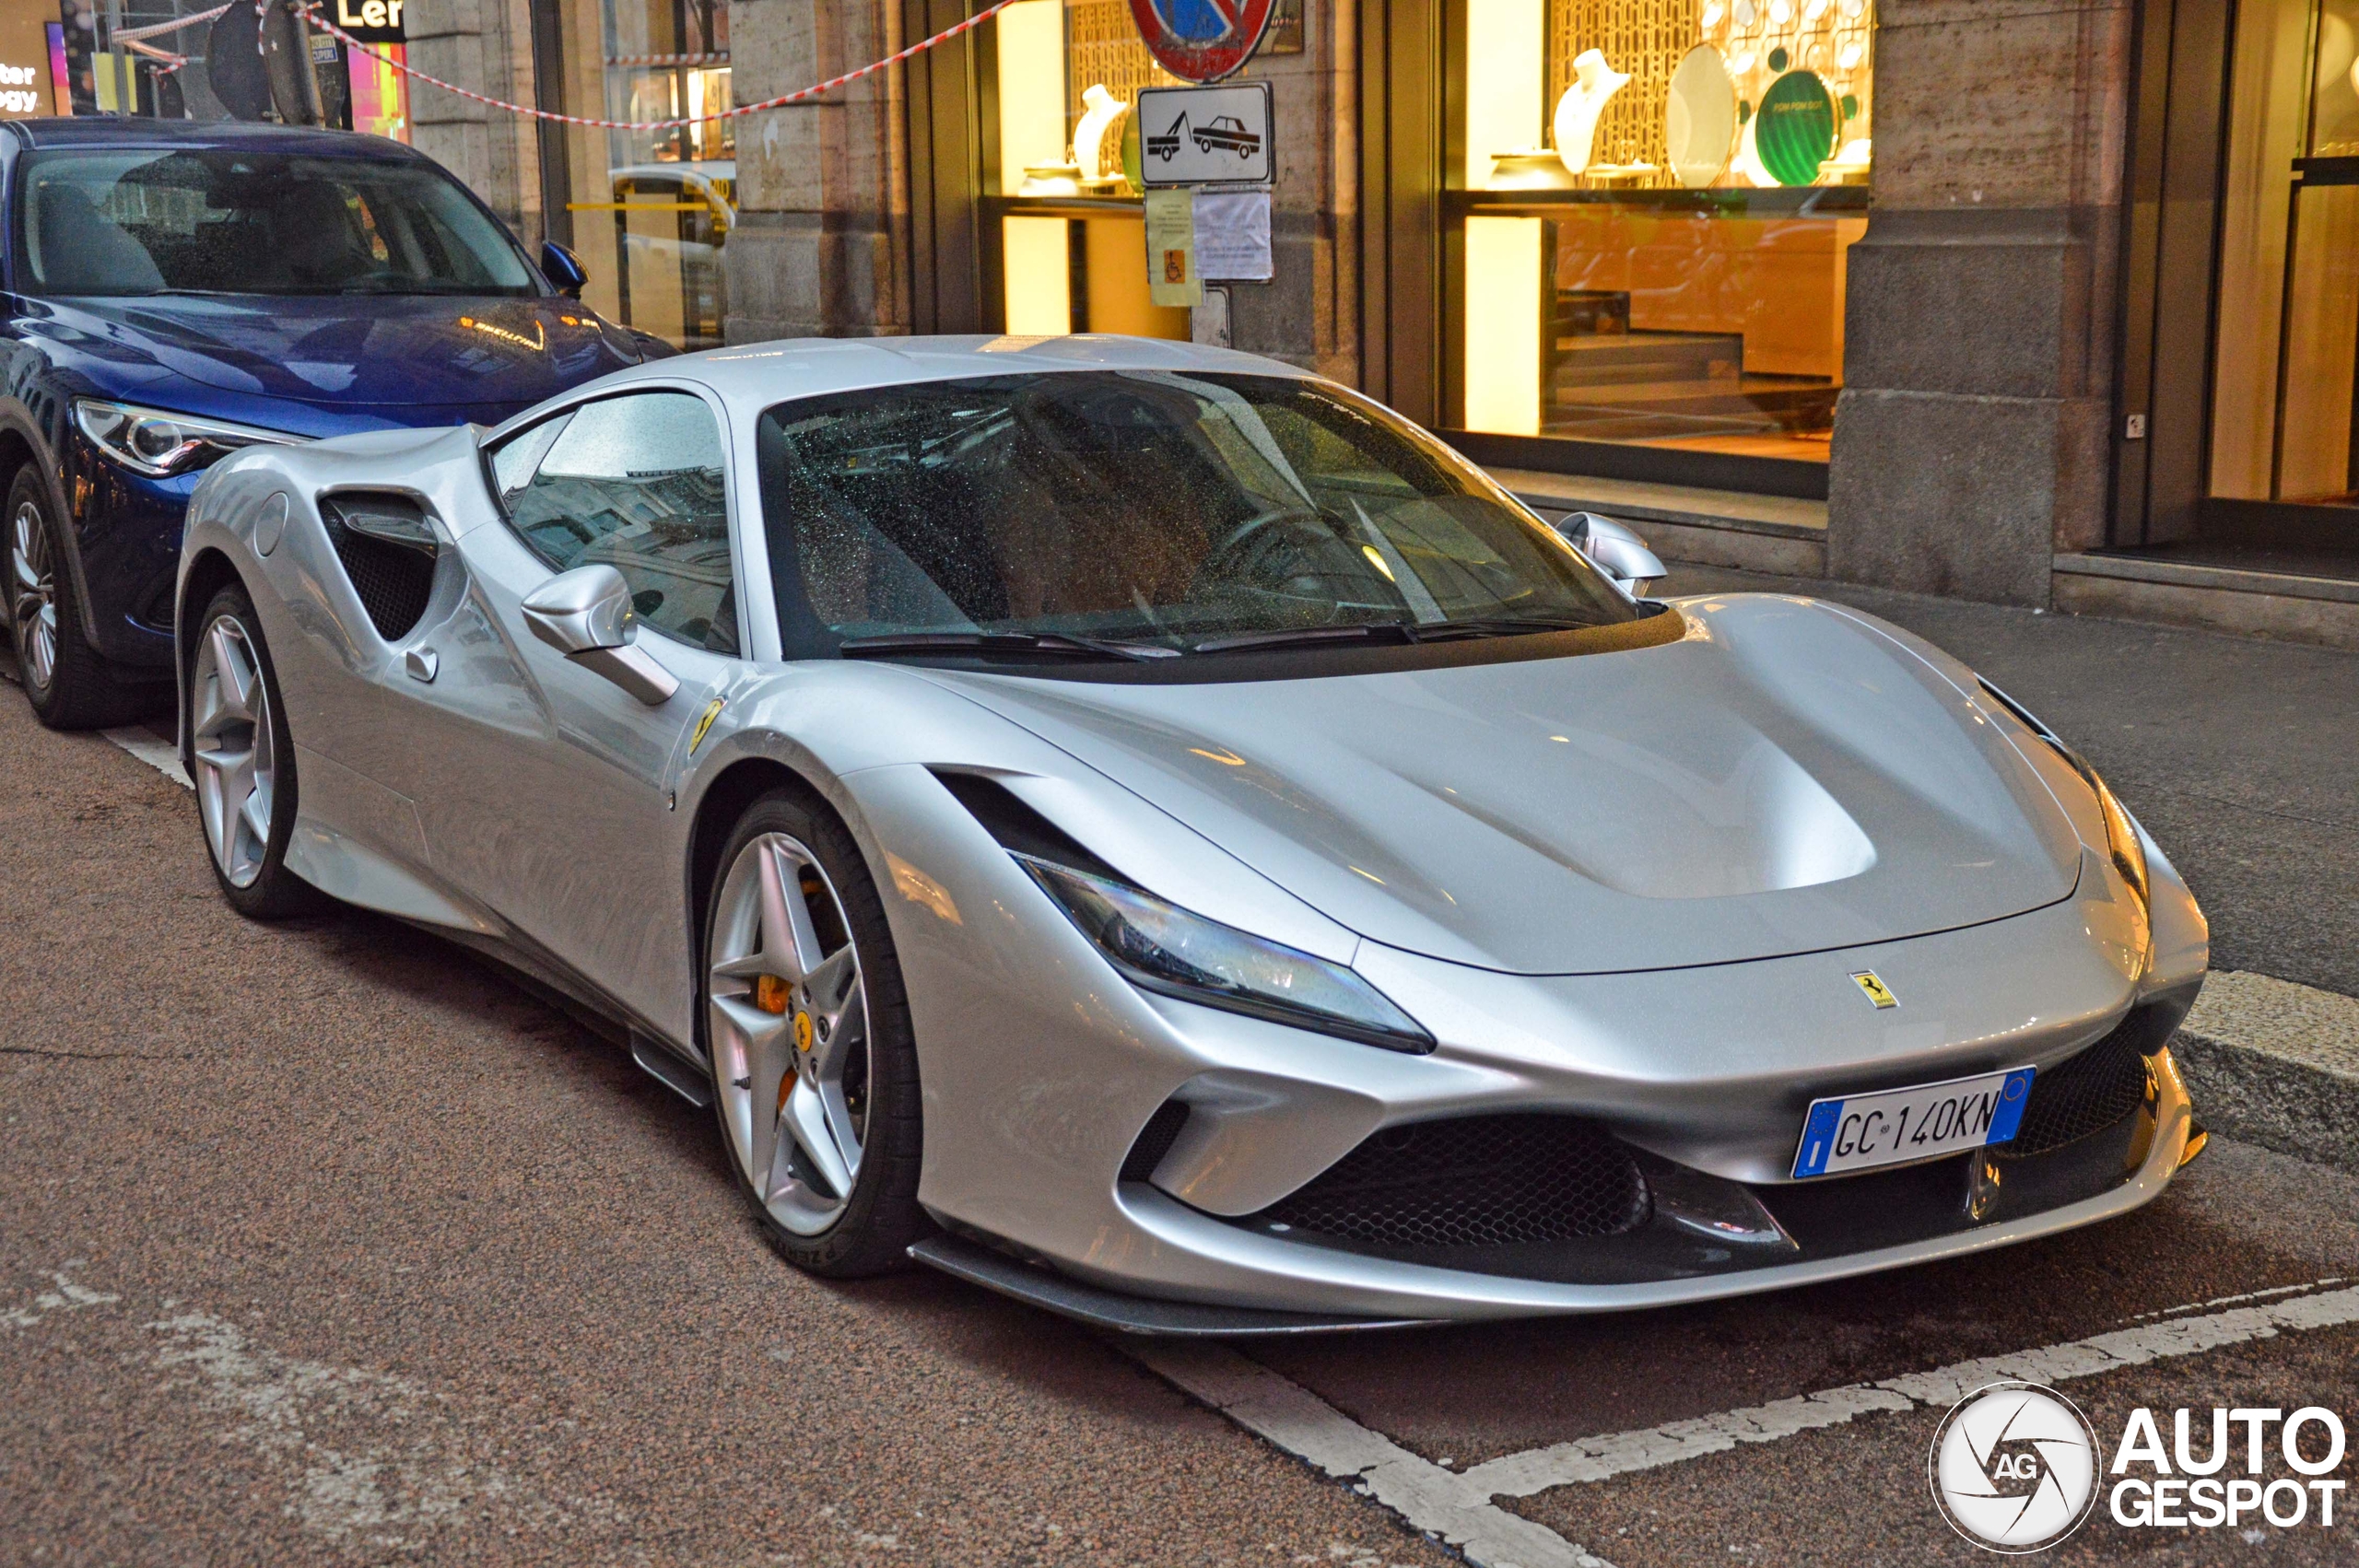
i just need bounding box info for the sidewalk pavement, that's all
[1657,563,2359,1173]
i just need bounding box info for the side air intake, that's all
[319,492,438,642]
[929,769,1122,879]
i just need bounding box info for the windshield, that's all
[18,149,538,298]
[755,371,1637,658]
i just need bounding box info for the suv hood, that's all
[32,294,643,410]
[924,597,2085,976]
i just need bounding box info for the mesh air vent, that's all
[320,494,437,642]
[1250,1115,1649,1249]
[2007,1023,2155,1156]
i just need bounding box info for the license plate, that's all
[1790,1066,2036,1178]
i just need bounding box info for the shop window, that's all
[987,0,1190,341]
[549,0,734,349]
[2211,0,2359,509]
[1456,0,1873,468]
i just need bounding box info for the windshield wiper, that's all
[837,631,1177,661]
[1406,614,1605,641]
[1189,624,1422,654]
[1187,615,1602,654]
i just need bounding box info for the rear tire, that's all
[703,790,926,1277]
[185,585,322,919]
[7,466,149,731]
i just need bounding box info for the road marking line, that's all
[1459,1281,2359,1501]
[103,726,192,790]
[1127,1341,1616,1568]
[2128,1276,2347,1322]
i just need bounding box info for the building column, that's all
[724,0,911,342]
[1825,0,2132,606]
[402,0,545,242]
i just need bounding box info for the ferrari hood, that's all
[35,295,642,412]
[925,597,2086,976]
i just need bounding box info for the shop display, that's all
[1551,49,1631,173]
[1072,82,1128,186]
[1490,149,1581,189]
[1664,43,1737,188]
[1460,0,1877,461]
[1755,68,1836,185]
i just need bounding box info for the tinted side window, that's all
[490,392,739,654]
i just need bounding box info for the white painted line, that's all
[1460,1281,2359,1501]
[2128,1275,2347,1322]
[1127,1341,1616,1568]
[102,726,192,790]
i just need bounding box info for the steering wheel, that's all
[1194,505,1341,587]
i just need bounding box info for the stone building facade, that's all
[407,0,2359,644]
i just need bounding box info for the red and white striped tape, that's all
[297,1,1018,132]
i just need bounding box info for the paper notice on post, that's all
[1144,187,1203,308]
[1192,190,1273,281]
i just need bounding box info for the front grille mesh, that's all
[2007,1024,2155,1156]
[1250,1115,1649,1249]
[321,503,435,641]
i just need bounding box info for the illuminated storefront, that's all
[1452,0,1872,475]
[987,0,1190,341]
[2118,0,2359,575]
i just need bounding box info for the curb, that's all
[2171,971,2359,1177]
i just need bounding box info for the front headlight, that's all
[1978,679,2148,907]
[74,399,299,478]
[1016,853,1435,1053]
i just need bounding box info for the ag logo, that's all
[1127,0,1277,83]
[1930,1382,2102,1552]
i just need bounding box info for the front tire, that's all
[703,790,925,1277]
[7,466,147,731]
[186,586,320,919]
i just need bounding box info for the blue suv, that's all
[0,118,663,728]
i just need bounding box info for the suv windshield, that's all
[18,149,537,298]
[756,370,1638,659]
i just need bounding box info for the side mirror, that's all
[540,240,588,299]
[1552,511,1666,598]
[520,564,677,705]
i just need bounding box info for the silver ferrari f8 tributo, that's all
[174,336,2206,1331]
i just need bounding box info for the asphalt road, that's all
[6,582,2357,1566]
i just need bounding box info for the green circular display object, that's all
[1756,70,1836,186]
[1841,92,1860,120]
[1768,46,1790,72]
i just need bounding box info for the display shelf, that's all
[1451,185,1871,217]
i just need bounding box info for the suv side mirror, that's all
[540,240,588,299]
[1551,511,1666,598]
[520,564,677,705]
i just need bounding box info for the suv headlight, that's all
[1016,853,1434,1053]
[74,399,299,478]
[1978,679,2148,907]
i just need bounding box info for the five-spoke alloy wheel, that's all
[704,791,924,1274]
[184,587,315,917]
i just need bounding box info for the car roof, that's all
[3,118,428,161]
[540,333,1321,419]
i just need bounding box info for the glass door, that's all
[2206,0,2359,539]
[551,0,734,349]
